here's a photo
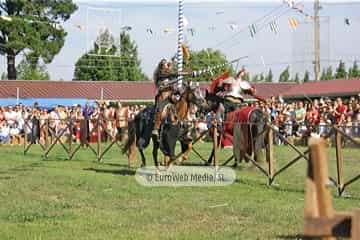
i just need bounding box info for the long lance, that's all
[164,57,248,86]
[192,56,248,77]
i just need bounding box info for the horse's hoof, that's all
[232,163,238,168]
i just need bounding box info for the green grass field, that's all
[0,142,359,240]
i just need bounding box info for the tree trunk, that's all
[7,53,16,80]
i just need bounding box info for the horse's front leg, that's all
[152,135,160,168]
[178,141,192,165]
[139,149,146,167]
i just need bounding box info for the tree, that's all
[252,74,259,82]
[17,58,50,80]
[303,70,310,83]
[74,30,147,81]
[0,1,78,79]
[293,73,300,83]
[349,61,360,78]
[265,69,273,82]
[1,72,7,80]
[335,61,347,79]
[279,66,290,82]
[259,73,265,82]
[320,69,326,80]
[117,31,148,81]
[183,48,231,82]
[322,66,334,80]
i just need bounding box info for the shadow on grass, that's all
[83,167,136,176]
[42,156,70,162]
[0,176,12,180]
[235,177,306,195]
[100,162,130,168]
[1,162,45,174]
[277,235,311,239]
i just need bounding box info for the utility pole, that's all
[314,0,320,81]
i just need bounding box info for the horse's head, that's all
[181,81,208,114]
[205,89,222,113]
[181,82,205,106]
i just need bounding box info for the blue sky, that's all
[1,0,360,81]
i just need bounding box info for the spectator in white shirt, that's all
[10,122,20,145]
[4,106,17,127]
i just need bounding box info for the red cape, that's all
[209,71,230,93]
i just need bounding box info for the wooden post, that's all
[97,119,102,162]
[68,119,73,159]
[304,148,320,218]
[213,121,218,167]
[352,210,360,239]
[266,127,274,185]
[335,130,344,196]
[309,137,335,240]
[45,120,49,150]
[23,120,27,155]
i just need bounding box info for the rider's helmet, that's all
[160,58,167,66]
[236,69,246,79]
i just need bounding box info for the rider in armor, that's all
[217,69,256,114]
[152,59,180,137]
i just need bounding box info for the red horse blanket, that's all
[221,106,258,148]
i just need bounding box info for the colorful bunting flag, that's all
[228,23,238,31]
[288,18,298,30]
[74,24,85,31]
[269,21,278,34]
[163,28,174,33]
[294,5,304,13]
[305,15,313,22]
[345,18,351,26]
[146,27,153,35]
[208,26,216,31]
[187,28,195,36]
[249,24,257,38]
[283,0,295,8]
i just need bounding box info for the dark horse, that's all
[205,91,267,166]
[122,82,207,167]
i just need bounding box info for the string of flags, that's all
[246,1,305,37]
[71,1,357,41]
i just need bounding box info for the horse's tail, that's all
[122,120,136,155]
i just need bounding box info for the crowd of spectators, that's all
[260,95,360,144]
[0,95,360,146]
[0,101,147,145]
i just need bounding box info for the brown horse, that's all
[122,82,206,168]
